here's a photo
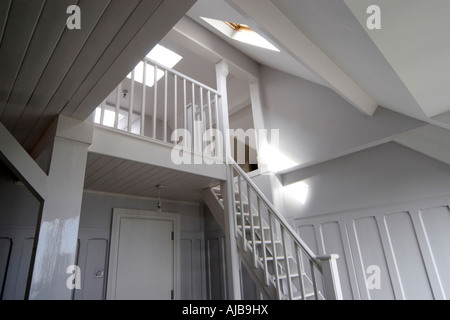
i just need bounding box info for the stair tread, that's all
[292,291,316,300]
[275,272,300,279]
[209,181,325,301]
[236,211,259,216]
[238,224,269,230]
[250,239,281,244]
[259,255,294,261]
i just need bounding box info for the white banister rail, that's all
[227,158,343,300]
[90,57,223,160]
[230,158,320,267]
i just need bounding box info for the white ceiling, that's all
[344,0,450,119]
[186,0,328,87]
[84,153,219,202]
[185,0,450,127]
[0,0,196,152]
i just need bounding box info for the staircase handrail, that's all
[229,158,322,271]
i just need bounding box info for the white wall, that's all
[259,65,425,166]
[284,143,450,300]
[283,143,450,219]
[79,191,207,300]
[0,164,207,300]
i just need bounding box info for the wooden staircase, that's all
[203,160,343,300]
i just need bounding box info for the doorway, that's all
[106,209,180,300]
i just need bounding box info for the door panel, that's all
[112,216,174,300]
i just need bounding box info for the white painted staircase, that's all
[203,160,343,300]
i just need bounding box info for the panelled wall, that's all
[295,194,450,300]
[76,191,207,300]
[0,226,36,300]
[285,143,450,300]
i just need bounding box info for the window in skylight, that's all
[94,105,124,128]
[200,17,280,52]
[127,44,183,87]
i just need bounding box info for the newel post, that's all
[317,254,344,300]
[216,60,242,300]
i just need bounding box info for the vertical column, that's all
[216,60,241,300]
[249,80,267,171]
[317,254,344,300]
[27,116,93,300]
[216,60,232,160]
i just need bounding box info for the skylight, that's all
[201,17,280,52]
[127,44,183,86]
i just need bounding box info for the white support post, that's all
[164,70,168,142]
[216,60,241,300]
[220,177,242,301]
[174,74,177,136]
[214,94,221,158]
[26,116,93,300]
[153,65,158,139]
[128,70,135,132]
[249,80,267,171]
[100,99,106,126]
[199,87,205,155]
[191,83,196,152]
[183,79,187,137]
[207,91,213,157]
[317,254,343,300]
[140,61,147,135]
[216,60,231,161]
[115,82,122,130]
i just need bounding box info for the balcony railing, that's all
[90,57,224,160]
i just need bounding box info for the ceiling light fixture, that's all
[201,17,280,52]
[156,184,165,213]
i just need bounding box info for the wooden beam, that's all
[171,16,259,82]
[89,125,227,180]
[0,121,47,200]
[230,0,378,116]
[394,125,450,166]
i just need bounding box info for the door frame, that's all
[106,208,180,300]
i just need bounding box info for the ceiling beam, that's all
[229,0,379,116]
[394,125,450,167]
[0,121,47,200]
[171,16,259,82]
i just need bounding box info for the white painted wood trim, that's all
[295,193,450,300]
[410,209,447,300]
[106,208,181,300]
[89,124,227,180]
[0,121,47,199]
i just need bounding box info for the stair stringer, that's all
[203,185,323,300]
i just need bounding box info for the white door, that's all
[107,209,180,300]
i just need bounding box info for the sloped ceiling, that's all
[186,0,328,87]
[188,0,450,127]
[344,0,450,119]
[0,0,196,152]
